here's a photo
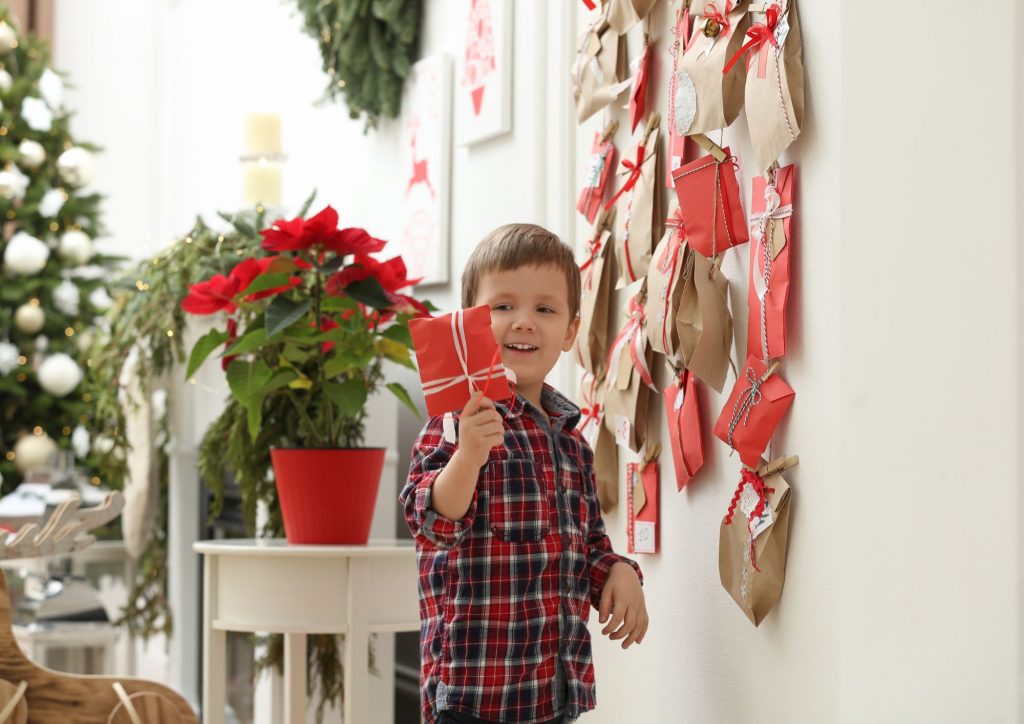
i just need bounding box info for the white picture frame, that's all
[397,53,452,287]
[456,0,513,146]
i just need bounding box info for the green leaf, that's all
[345,277,391,309]
[321,295,359,312]
[185,328,229,380]
[226,359,273,407]
[238,272,293,298]
[263,368,299,393]
[297,189,318,218]
[265,297,311,339]
[381,323,412,347]
[323,377,368,416]
[387,382,419,418]
[375,337,415,369]
[222,327,268,357]
[246,402,263,441]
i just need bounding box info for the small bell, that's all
[703,18,722,37]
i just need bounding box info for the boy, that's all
[400,224,647,724]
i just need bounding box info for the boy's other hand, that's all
[598,562,648,649]
[456,391,505,468]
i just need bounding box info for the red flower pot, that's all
[270,447,386,544]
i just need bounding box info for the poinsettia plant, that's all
[182,204,430,448]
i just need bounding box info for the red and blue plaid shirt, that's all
[400,384,642,724]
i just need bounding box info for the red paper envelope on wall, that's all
[626,459,658,554]
[672,146,748,258]
[409,305,513,417]
[713,356,794,467]
[577,129,618,224]
[663,368,704,490]
[747,164,795,360]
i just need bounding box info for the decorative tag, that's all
[633,521,656,553]
[774,13,790,48]
[615,414,632,447]
[585,150,607,188]
[581,413,602,449]
[750,504,774,539]
[442,412,457,444]
[673,70,697,135]
[630,466,646,515]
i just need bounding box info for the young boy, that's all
[400,224,647,724]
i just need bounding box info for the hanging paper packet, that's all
[608,113,663,288]
[573,16,630,124]
[676,251,733,392]
[628,40,652,133]
[645,204,691,358]
[408,305,513,417]
[663,366,704,490]
[672,133,748,259]
[607,0,659,35]
[626,451,659,554]
[666,1,696,187]
[577,370,619,513]
[676,0,752,136]
[603,288,656,453]
[719,455,796,625]
[747,163,794,360]
[577,121,619,224]
[713,356,794,466]
[575,208,616,375]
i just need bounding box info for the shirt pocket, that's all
[485,457,549,543]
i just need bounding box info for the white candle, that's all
[244,112,282,157]
[243,160,282,206]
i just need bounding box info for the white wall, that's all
[52,0,1023,722]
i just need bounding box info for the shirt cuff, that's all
[414,470,477,549]
[588,551,643,608]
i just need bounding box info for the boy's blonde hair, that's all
[461,223,581,319]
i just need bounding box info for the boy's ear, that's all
[561,315,581,352]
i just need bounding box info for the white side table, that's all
[193,539,418,724]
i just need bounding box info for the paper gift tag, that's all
[626,460,659,554]
[581,411,603,449]
[615,414,632,448]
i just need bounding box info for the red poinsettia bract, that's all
[260,205,386,256]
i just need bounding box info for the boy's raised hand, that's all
[457,391,505,468]
[598,561,648,649]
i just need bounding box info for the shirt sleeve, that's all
[399,414,478,550]
[580,438,643,609]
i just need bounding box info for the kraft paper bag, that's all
[578,371,619,513]
[577,124,619,224]
[645,205,691,358]
[677,0,751,136]
[676,251,733,393]
[603,293,655,454]
[610,116,663,288]
[747,163,794,360]
[607,0,659,35]
[719,458,795,626]
[575,211,615,375]
[741,0,805,174]
[573,17,629,124]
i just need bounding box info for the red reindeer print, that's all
[406,125,435,199]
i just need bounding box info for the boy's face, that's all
[473,264,580,401]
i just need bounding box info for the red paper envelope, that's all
[672,147,749,258]
[663,368,704,490]
[626,460,658,554]
[629,43,652,133]
[747,164,795,360]
[576,131,618,224]
[409,305,513,416]
[713,356,794,466]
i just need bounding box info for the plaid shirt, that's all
[400,384,642,724]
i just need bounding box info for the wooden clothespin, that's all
[642,442,662,465]
[760,360,781,383]
[644,110,662,136]
[600,118,619,144]
[690,132,728,163]
[757,454,799,477]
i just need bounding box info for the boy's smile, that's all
[474,264,580,410]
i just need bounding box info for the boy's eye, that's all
[493,303,512,311]
[538,307,555,314]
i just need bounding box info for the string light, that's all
[33,426,42,435]
[64,327,74,337]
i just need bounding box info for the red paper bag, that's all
[409,305,513,416]
[577,128,618,224]
[629,43,652,133]
[626,459,658,554]
[663,368,704,490]
[672,144,748,259]
[747,164,795,360]
[713,356,794,466]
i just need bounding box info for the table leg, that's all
[344,558,370,724]
[203,556,226,724]
[284,633,308,723]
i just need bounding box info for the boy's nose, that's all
[511,315,536,331]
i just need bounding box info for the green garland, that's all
[295,0,423,129]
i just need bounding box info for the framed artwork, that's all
[397,53,452,286]
[456,0,513,145]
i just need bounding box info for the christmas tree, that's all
[0,10,115,491]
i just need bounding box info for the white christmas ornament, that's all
[58,229,92,265]
[38,187,66,217]
[93,435,114,455]
[71,425,90,459]
[37,353,82,397]
[13,433,57,474]
[53,279,80,316]
[0,69,11,92]
[0,341,18,375]
[57,147,95,186]
[0,165,28,201]
[18,139,45,169]
[3,232,49,274]
[13,303,44,333]
[21,96,52,132]
[33,335,47,352]
[39,69,64,110]
[0,23,17,53]
[75,327,94,352]
[88,286,112,311]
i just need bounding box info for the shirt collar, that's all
[496,383,581,430]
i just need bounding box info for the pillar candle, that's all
[244,113,282,157]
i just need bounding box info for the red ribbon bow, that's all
[657,207,687,272]
[604,144,647,212]
[581,0,597,9]
[722,3,781,76]
[702,1,734,39]
[724,467,776,572]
